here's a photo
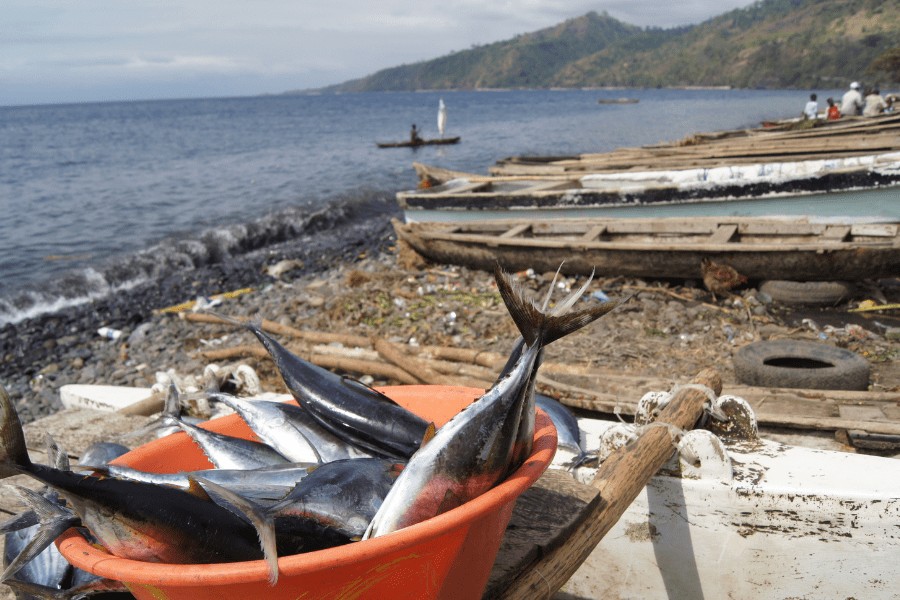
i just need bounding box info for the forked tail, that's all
[0,385,33,479]
[494,266,621,348]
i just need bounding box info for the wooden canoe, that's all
[392,216,900,281]
[398,153,900,223]
[377,136,460,148]
[490,112,900,176]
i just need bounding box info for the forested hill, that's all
[313,0,900,92]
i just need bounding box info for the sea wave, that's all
[0,191,398,325]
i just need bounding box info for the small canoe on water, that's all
[392,216,900,281]
[377,136,460,148]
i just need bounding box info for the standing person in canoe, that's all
[410,124,422,144]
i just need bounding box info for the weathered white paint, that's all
[552,416,900,600]
[579,151,900,190]
[59,384,153,411]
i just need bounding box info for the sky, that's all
[1,0,758,107]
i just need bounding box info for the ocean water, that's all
[0,88,827,324]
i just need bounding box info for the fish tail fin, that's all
[2,485,78,582]
[495,267,621,348]
[2,579,69,600]
[0,385,32,479]
[187,474,280,586]
[118,383,182,440]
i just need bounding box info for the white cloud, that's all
[0,0,758,106]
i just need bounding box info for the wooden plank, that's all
[851,223,899,237]
[484,470,597,598]
[821,225,851,242]
[499,223,532,238]
[491,369,721,599]
[580,225,607,242]
[838,405,888,422]
[515,180,577,194]
[433,181,491,195]
[738,221,828,236]
[604,219,719,235]
[488,223,532,247]
[707,224,738,244]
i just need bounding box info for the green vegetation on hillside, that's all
[315,0,900,92]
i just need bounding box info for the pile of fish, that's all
[0,267,619,595]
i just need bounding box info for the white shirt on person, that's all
[841,89,863,116]
[803,101,818,119]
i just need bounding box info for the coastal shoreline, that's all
[0,203,402,423]
[2,208,898,428]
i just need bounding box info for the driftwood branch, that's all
[188,313,900,435]
[491,368,722,600]
[371,336,455,386]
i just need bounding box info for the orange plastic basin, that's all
[58,385,557,600]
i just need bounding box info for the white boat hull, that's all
[400,153,900,224]
[553,414,900,599]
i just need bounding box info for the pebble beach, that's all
[3,206,899,427]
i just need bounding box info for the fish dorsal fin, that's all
[44,433,70,471]
[419,423,436,449]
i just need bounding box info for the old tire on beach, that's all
[759,280,854,306]
[734,340,870,391]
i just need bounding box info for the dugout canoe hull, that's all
[377,136,460,148]
[392,216,900,281]
[400,153,900,223]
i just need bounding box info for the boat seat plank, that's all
[604,220,719,235]
[515,180,579,194]
[739,222,828,236]
[532,223,595,235]
[433,181,492,196]
[838,405,889,422]
[820,226,851,242]
[580,225,607,242]
[707,224,738,244]
[850,223,899,237]
[499,223,532,239]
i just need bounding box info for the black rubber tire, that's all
[734,340,870,391]
[759,280,854,306]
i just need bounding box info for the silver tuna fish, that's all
[364,268,619,538]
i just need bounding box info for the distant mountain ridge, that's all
[312,0,900,92]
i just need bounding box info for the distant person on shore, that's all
[410,124,422,143]
[863,89,887,117]
[802,93,818,119]
[826,97,840,120]
[841,82,864,116]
